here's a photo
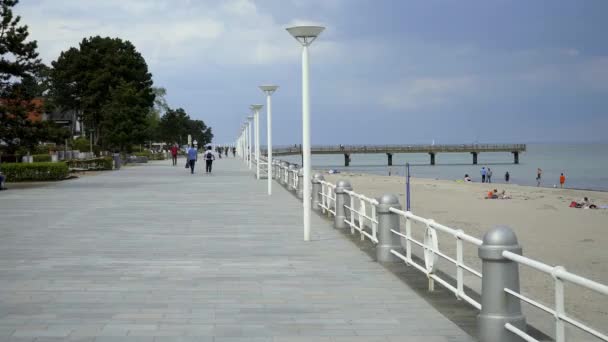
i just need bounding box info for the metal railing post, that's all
[297,168,304,199]
[376,194,403,262]
[334,180,352,229]
[478,225,526,342]
[311,173,324,211]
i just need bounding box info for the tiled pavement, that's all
[0,158,475,341]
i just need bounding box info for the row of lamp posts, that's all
[235,25,324,242]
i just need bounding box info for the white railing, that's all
[318,180,336,216]
[343,189,379,243]
[388,207,483,310]
[273,161,608,342]
[290,169,299,191]
[501,251,608,342]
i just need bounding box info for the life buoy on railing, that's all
[424,220,439,273]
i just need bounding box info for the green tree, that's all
[188,119,213,147]
[49,36,155,146]
[101,82,151,152]
[157,107,213,147]
[0,0,68,153]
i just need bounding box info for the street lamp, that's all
[259,85,278,195]
[250,104,264,180]
[286,25,325,242]
[247,116,254,169]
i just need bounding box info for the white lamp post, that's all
[259,85,278,195]
[250,104,264,180]
[247,116,254,169]
[287,25,325,242]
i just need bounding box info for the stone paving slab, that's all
[0,158,475,341]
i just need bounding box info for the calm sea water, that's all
[281,143,608,191]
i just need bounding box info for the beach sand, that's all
[323,172,608,339]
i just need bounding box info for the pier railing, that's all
[263,143,527,154]
[265,158,608,342]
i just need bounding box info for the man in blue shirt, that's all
[187,145,198,174]
[480,166,486,183]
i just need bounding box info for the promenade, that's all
[0,158,474,342]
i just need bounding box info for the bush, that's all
[32,154,52,162]
[71,137,91,152]
[0,162,69,182]
[66,157,113,170]
[132,150,165,160]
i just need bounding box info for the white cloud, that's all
[379,76,478,111]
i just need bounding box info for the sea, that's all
[280,143,608,191]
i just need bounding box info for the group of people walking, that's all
[169,144,218,174]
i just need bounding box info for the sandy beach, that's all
[323,172,608,339]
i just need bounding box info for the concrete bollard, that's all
[297,168,304,199]
[311,173,324,211]
[376,194,404,262]
[478,226,526,342]
[334,180,352,229]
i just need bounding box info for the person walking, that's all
[505,171,510,183]
[480,167,487,183]
[486,167,493,183]
[170,143,178,166]
[232,147,236,157]
[536,168,542,187]
[203,146,216,173]
[559,173,566,188]
[186,144,197,174]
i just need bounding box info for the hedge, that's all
[132,151,165,160]
[32,154,52,162]
[67,157,113,171]
[0,162,69,182]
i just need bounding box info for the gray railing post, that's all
[334,180,352,229]
[311,173,324,211]
[280,162,289,186]
[288,165,297,191]
[375,194,403,262]
[297,168,304,199]
[478,226,526,342]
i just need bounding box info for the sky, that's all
[16,0,608,145]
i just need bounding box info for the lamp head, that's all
[286,26,325,46]
[250,104,264,112]
[259,85,279,95]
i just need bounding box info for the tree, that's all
[158,107,213,147]
[0,0,68,153]
[101,82,151,152]
[49,36,155,146]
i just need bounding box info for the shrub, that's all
[32,154,52,162]
[66,157,113,171]
[71,137,91,152]
[0,162,69,182]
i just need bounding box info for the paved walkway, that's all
[0,158,474,342]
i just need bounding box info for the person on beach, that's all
[464,174,472,182]
[560,173,566,188]
[170,143,178,166]
[487,168,492,183]
[480,167,486,183]
[203,146,216,174]
[505,171,510,183]
[536,168,542,187]
[186,144,197,174]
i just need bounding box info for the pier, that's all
[263,143,526,166]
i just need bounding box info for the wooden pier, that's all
[262,144,527,166]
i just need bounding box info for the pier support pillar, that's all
[376,194,403,262]
[311,173,324,211]
[478,226,526,342]
[512,152,519,164]
[429,153,436,165]
[344,153,351,167]
[334,180,352,229]
[471,152,478,165]
[387,153,393,166]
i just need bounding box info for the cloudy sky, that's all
[17,0,608,145]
